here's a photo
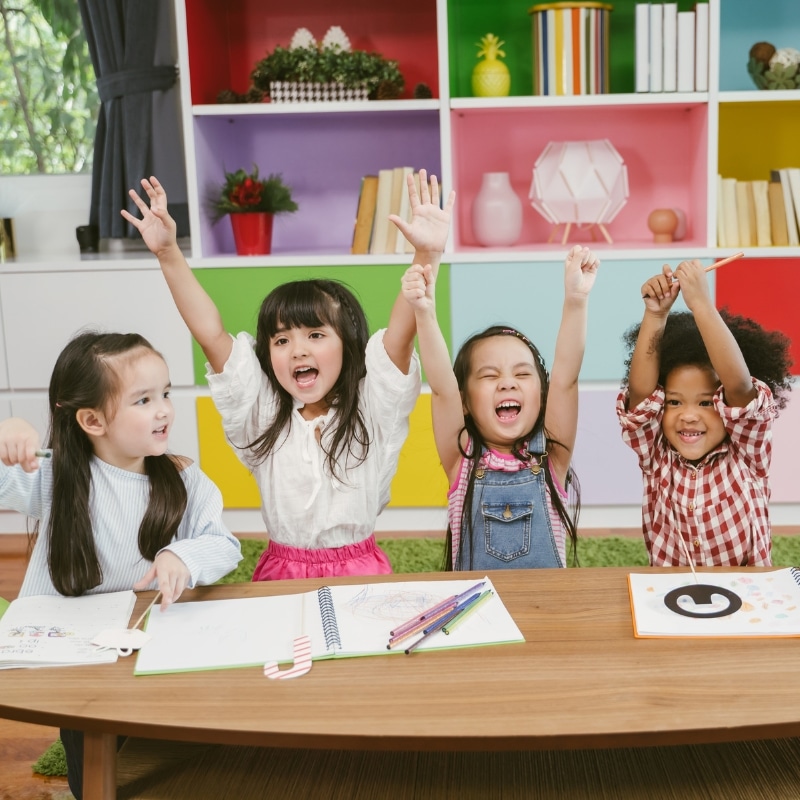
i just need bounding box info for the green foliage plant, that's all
[213,165,298,221]
[0,0,97,174]
[250,44,404,100]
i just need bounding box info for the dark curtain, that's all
[78,0,187,239]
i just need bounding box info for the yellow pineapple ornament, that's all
[472,33,511,97]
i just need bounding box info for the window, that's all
[0,0,97,174]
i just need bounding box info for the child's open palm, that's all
[121,176,178,257]
[390,169,456,255]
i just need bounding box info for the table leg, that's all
[83,731,117,800]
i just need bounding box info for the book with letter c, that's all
[134,576,524,675]
[628,569,800,638]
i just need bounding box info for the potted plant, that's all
[213,166,298,256]
[249,26,404,102]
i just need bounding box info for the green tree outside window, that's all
[0,0,97,174]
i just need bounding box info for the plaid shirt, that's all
[616,378,777,567]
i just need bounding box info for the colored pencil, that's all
[389,594,457,637]
[387,603,459,649]
[389,580,486,637]
[442,590,494,635]
[704,251,744,273]
[403,606,463,654]
[403,591,484,654]
[34,449,51,458]
[676,537,699,584]
[131,591,162,631]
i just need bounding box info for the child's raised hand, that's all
[389,169,456,256]
[120,176,178,258]
[401,263,435,313]
[0,418,42,473]
[564,245,600,299]
[134,550,191,611]
[672,259,712,311]
[641,264,680,314]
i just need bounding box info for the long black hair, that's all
[250,279,371,481]
[444,326,580,570]
[44,331,188,596]
[621,309,793,409]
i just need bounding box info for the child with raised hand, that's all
[122,171,455,580]
[0,330,242,800]
[618,259,793,567]
[402,245,599,570]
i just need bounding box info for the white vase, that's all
[471,172,523,247]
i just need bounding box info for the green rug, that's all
[32,533,800,777]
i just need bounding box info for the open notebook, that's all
[0,590,136,668]
[134,576,524,675]
[628,569,800,638]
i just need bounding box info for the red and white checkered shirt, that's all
[616,378,777,567]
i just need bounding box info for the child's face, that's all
[662,364,726,462]
[95,351,174,471]
[462,336,542,454]
[269,324,344,419]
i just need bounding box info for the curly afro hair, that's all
[621,309,793,410]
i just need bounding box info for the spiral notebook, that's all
[628,568,800,638]
[134,576,524,675]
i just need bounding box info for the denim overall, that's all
[459,429,562,570]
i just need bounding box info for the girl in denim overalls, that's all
[402,245,599,569]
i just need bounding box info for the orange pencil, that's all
[662,251,745,292]
[704,251,745,273]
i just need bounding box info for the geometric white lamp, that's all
[529,138,629,244]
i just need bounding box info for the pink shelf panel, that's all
[450,104,708,251]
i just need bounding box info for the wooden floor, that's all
[0,545,72,800]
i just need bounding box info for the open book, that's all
[134,576,524,675]
[628,569,800,638]
[0,590,136,668]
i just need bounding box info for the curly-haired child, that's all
[617,259,793,567]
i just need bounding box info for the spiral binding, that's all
[317,586,342,652]
[790,567,800,586]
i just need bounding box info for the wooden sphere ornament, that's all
[647,208,679,243]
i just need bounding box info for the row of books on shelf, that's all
[717,169,800,248]
[635,2,709,93]
[351,167,424,256]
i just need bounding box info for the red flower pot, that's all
[229,212,273,256]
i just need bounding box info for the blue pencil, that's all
[389,580,486,637]
[403,591,483,654]
[442,590,494,635]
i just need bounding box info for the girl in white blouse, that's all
[124,171,454,580]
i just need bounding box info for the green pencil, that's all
[442,590,493,635]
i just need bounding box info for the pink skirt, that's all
[251,534,393,581]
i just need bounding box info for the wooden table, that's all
[4,567,800,799]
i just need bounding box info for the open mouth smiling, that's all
[496,400,521,421]
[294,366,318,387]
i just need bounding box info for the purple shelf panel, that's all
[193,111,442,257]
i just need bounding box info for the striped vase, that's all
[529,2,613,96]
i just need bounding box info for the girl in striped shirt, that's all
[0,330,241,799]
[0,330,242,600]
